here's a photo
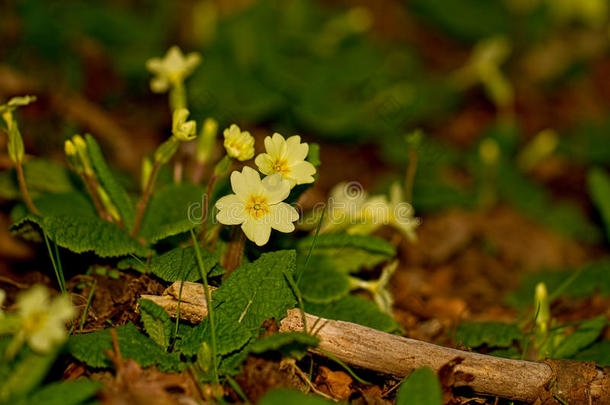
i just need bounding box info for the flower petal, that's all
[241,219,271,246]
[265,133,287,159]
[230,166,263,198]
[215,194,246,225]
[288,160,316,185]
[285,135,309,162]
[269,203,298,233]
[255,153,274,175]
[262,174,290,204]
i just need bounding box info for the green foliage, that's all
[67,322,183,372]
[85,135,136,228]
[0,347,58,403]
[572,341,610,366]
[10,192,145,257]
[455,322,523,348]
[148,246,224,282]
[588,168,610,240]
[139,299,173,350]
[306,295,399,333]
[298,265,351,304]
[15,379,101,405]
[0,159,75,200]
[181,250,298,356]
[248,332,318,358]
[138,183,204,242]
[507,261,610,309]
[551,316,607,359]
[258,389,336,405]
[396,367,442,405]
[297,234,396,273]
[497,161,600,243]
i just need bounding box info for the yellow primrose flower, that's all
[146,46,202,93]
[321,181,367,232]
[15,285,75,354]
[172,108,197,142]
[255,133,316,188]
[385,182,419,241]
[223,124,255,161]
[215,166,298,246]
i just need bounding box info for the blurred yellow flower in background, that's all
[223,124,255,161]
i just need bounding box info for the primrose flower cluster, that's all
[0,285,75,358]
[215,127,316,246]
[320,181,420,241]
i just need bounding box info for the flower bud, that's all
[196,118,218,163]
[172,108,197,142]
[223,124,254,161]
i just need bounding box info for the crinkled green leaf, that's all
[455,322,523,348]
[305,295,399,333]
[551,316,607,359]
[10,192,144,257]
[181,250,297,356]
[139,183,204,243]
[18,379,101,405]
[297,234,396,274]
[139,299,173,350]
[149,246,224,282]
[258,389,336,405]
[571,341,610,366]
[588,168,610,241]
[396,367,442,405]
[298,263,350,303]
[85,134,136,228]
[0,159,75,200]
[67,323,183,372]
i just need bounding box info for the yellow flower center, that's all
[245,195,270,220]
[272,158,291,175]
[23,311,47,335]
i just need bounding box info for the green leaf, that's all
[498,162,600,243]
[181,250,297,356]
[149,246,224,282]
[305,295,399,333]
[218,332,319,376]
[297,234,396,273]
[20,379,101,405]
[396,367,442,405]
[571,341,610,366]
[0,349,58,402]
[507,261,610,309]
[551,317,607,359]
[0,159,75,200]
[85,134,136,228]
[455,322,523,348]
[139,299,173,350]
[298,264,350,304]
[248,332,318,357]
[588,168,610,240]
[258,389,336,405]
[139,183,204,243]
[67,323,183,372]
[10,192,144,257]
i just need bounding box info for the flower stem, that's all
[15,162,39,215]
[131,160,161,238]
[199,173,217,245]
[404,145,418,204]
[190,229,219,386]
[80,173,110,221]
[223,227,245,276]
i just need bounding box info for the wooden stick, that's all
[141,282,610,404]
